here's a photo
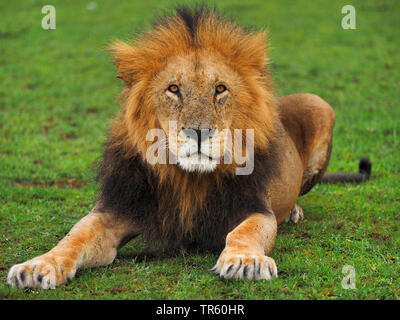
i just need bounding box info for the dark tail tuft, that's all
[358,157,372,179]
[321,157,372,184]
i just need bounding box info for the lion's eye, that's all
[216,84,227,94]
[168,84,180,94]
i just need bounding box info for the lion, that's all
[7,6,371,289]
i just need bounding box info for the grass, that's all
[0,0,399,300]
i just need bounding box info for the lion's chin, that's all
[177,154,218,173]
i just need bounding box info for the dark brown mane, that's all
[158,5,216,38]
[98,135,281,250]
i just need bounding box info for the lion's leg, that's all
[211,212,278,280]
[7,206,139,289]
[284,204,304,223]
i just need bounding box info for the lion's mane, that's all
[98,5,281,250]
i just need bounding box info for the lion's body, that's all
[271,93,335,224]
[8,6,341,288]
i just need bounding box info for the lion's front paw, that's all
[284,204,304,223]
[7,254,76,289]
[210,248,278,280]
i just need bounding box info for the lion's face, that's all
[110,9,277,176]
[151,52,241,172]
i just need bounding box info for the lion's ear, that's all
[108,41,139,85]
[245,31,269,72]
[232,31,269,74]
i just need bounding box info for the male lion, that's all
[8,6,371,288]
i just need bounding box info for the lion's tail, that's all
[321,157,372,184]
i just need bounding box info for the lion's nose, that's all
[182,127,217,151]
[182,128,216,141]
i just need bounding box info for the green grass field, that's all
[0,0,399,300]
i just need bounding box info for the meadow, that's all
[0,0,399,299]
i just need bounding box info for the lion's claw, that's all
[211,250,278,280]
[7,255,76,289]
